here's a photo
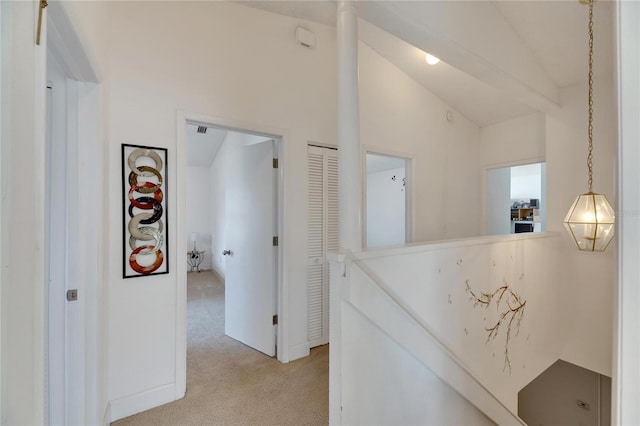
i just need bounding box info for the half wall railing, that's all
[329,232,562,425]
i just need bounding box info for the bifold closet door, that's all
[307,145,338,348]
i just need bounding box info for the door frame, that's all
[361,145,415,248]
[176,111,289,395]
[306,143,338,349]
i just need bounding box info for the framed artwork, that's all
[122,144,169,278]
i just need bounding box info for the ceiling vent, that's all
[197,126,207,134]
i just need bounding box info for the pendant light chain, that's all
[564,0,615,252]
[587,0,594,193]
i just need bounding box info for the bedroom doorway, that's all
[185,123,280,357]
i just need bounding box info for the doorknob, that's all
[222,249,231,256]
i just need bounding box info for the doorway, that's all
[364,152,412,248]
[185,123,279,357]
[45,7,102,423]
[486,162,547,235]
[307,144,338,349]
[518,360,611,425]
[177,111,291,400]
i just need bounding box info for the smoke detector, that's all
[296,26,316,49]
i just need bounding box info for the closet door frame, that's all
[307,144,337,348]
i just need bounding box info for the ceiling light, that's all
[563,0,615,252]
[425,53,440,65]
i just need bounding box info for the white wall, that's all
[546,76,615,377]
[341,303,493,425]
[186,166,212,271]
[366,167,406,247]
[510,163,542,200]
[65,1,489,419]
[480,77,615,379]
[481,113,546,235]
[359,42,482,242]
[0,0,625,423]
[487,167,511,235]
[0,1,47,423]
[356,234,563,412]
[480,112,546,168]
[87,3,338,418]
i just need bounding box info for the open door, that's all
[224,137,277,357]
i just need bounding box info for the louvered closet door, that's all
[307,145,338,348]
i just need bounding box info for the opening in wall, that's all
[364,152,412,248]
[486,162,546,235]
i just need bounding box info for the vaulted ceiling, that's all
[237,0,614,127]
[187,124,227,168]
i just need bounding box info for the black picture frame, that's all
[122,143,169,278]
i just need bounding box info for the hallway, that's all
[113,271,329,425]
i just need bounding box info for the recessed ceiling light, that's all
[425,53,440,65]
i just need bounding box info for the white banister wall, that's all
[330,232,563,421]
[341,297,498,425]
[344,262,525,425]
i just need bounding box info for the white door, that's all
[224,137,277,356]
[307,145,338,348]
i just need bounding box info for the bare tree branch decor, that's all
[465,279,526,374]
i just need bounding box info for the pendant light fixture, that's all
[563,0,615,252]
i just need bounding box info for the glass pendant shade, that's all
[563,192,615,252]
[564,0,615,252]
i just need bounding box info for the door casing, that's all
[362,145,415,248]
[44,2,102,424]
[176,111,289,397]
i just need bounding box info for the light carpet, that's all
[113,270,329,426]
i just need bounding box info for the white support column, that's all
[333,4,361,425]
[337,0,362,252]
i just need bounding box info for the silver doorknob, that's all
[222,249,231,256]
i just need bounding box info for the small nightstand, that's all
[187,250,206,272]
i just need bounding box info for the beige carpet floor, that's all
[113,270,329,426]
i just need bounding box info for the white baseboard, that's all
[211,265,225,281]
[109,383,177,422]
[102,402,111,426]
[289,342,310,362]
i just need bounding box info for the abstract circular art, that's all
[123,144,169,278]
